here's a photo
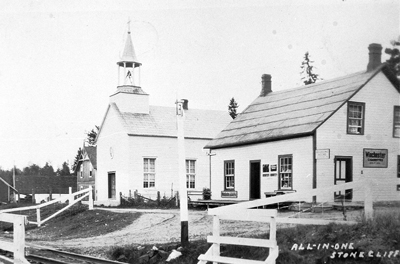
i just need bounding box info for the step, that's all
[198,254,266,264]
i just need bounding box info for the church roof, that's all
[110,104,231,140]
[205,64,399,149]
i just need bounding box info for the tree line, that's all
[0,161,71,178]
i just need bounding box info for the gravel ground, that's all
[30,207,367,251]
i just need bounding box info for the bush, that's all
[202,188,211,200]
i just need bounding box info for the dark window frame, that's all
[224,160,235,191]
[398,155,400,178]
[347,101,365,135]
[278,154,293,190]
[393,106,400,138]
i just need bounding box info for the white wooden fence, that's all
[0,213,30,264]
[198,209,279,264]
[0,186,93,227]
[198,180,373,264]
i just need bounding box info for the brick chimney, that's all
[260,74,272,96]
[182,99,189,110]
[367,43,382,72]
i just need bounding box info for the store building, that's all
[205,44,400,202]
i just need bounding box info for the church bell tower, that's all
[110,21,149,114]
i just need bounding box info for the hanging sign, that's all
[363,148,388,168]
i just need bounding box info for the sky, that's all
[0,0,398,170]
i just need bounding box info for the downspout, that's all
[313,131,317,203]
[208,150,216,192]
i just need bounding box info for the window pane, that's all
[394,107,400,138]
[279,156,293,189]
[150,159,155,172]
[348,102,364,134]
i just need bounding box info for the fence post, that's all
[32,189,35,204]
[88,186,93,210]
[212,215,220,263]
[13,215,27,263]
[69,187,73,204]
[364,180,373,220]
[176,191,179,207]
[36,208,41,227]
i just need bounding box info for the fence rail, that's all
[198,209,279,264]
[197,180,374,263]
[0,186,93,227]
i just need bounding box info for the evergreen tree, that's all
[59,161,71,176]
[40,162,55,176]
[72,147,83,172]
[300,51,322,85]
[228,97,239,119]
[22,163,41,176]
[86,125,99,145]
[385,38,400,78]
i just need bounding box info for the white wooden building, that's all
[205,44,400,203]
[95,28,230,206]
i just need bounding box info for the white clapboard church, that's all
[95,26,231,206]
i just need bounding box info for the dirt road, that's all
[32,207,364,252]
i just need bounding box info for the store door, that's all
[334,157,353,201]
[250,161,261,199]
[108,172,116,199]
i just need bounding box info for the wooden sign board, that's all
[363,148,388,168]
[315,149,330,159]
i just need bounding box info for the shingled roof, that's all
[205,65,399,149]
[107,103,231,140]
[84,145,97,169]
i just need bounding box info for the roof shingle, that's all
[205,66,397,149]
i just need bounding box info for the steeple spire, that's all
[117,21,141,86]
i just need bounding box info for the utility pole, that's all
[176,99,189,247]
[12,161,16,203]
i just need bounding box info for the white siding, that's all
[96,106,130,205]
[210,136,314,201]
[317,72,400,202]
[96,105,212,206]
[123,137,210,200]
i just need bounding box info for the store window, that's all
[143,158,155,188]
[347,102,365,135]
[279,155,293,190]
[224,160,235,190]
[398,155,400,178]
[394,106,400,138]
[186,160,196,189]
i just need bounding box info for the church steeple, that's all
[110,22,149,114]
[117,21,142,87]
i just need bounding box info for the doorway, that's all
[249,161,261,199]
[108,172,116,199]
[334,156,353,201]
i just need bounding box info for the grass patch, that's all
[25,204,141,240]
[0,203,141,241]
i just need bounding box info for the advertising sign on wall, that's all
[363,148,388,168]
